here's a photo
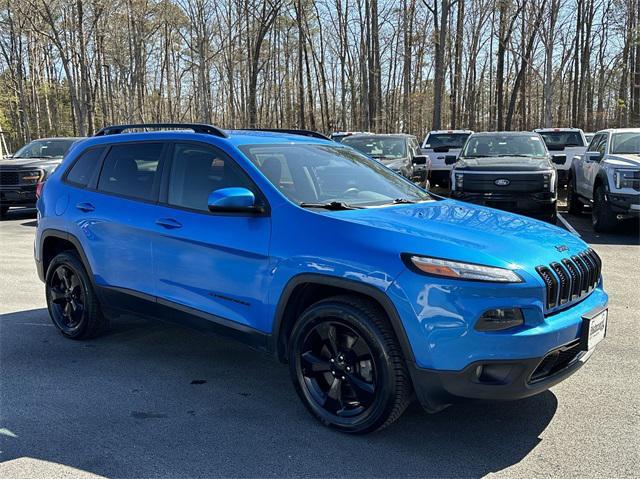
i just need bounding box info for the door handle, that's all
[155,217,182,229]
[76,202,95,212]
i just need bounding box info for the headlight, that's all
[615,169,640,189]
[543,170,556,193]
[454,172,463,190]
[404,254,522,283]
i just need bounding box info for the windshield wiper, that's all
[299,201,362,210]
[391,198,416,204]
[495,154,533,157]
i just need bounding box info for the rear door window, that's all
[66,147,105,187]
[97,143,163,201]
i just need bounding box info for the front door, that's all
[152,142,272,332]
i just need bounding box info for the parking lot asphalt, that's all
[0,206,638,479]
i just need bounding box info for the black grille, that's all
[550,262,570,305]
[0,171,20,185]
[530,340,582,383]
[536,266,558,309]
[0,170,42,186]
[536,249,602,311]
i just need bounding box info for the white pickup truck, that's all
[421,130,472,188]
[568,128,640,231]
[534,128,588,186]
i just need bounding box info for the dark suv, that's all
[0,137,83,216]
[450,132,564,223]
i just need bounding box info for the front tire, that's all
[288,295,412,434]
[45,251,107,339]
[592,185,617,232]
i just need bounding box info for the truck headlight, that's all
[454,172,464,190]
[543,171,556,193]
[404,254,522,283]
[615,169,640,189]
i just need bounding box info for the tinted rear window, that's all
[97,143,163,201]
[423,133,470,149]
[66,147,105,187]
[538,131,585,150]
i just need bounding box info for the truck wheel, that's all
[288,295,412,434]
[566,176,583,214]
[45,251,108,339]
[592,185,617,232]
[0,206,8,217]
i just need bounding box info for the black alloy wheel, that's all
[45,251,107,339]
[48,264,85,334]
[289,295,412,434]
[299,320,377,418]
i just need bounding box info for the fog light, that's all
[475,308,524,331]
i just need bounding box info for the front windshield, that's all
[239,144,431,207]
[611,132,640,154]
[341,136,407,160]
[461,134,547,158]
[13,139,75,159]
[424,133,470,149]
[538,131,585,150]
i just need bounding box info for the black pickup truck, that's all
[0,137,83,216]
[449,131,564,223]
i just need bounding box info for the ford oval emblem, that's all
[494,178,510,186]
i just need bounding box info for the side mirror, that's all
[207,187,264,214]
[412,155,428,165]
[585,151,601,162]
[444,155,457,165]
[551,154,566,165]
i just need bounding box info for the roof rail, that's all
[94,123,228,138]
[239,128,331,141]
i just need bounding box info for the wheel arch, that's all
[40,229,95,285]
[271,273,415,365]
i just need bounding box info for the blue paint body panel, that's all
[35,130,608,375]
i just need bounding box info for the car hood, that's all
[0,157,62,170]
[605,154,640,168]
[455,156,552,171]
[328,199,587,272]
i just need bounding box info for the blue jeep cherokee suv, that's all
[35,124,609,433]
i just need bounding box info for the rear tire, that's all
[45,251,108,339]
[288,295,412,434]
[0,205,8,217]
[566,175,583,214]
[592,185,617,232]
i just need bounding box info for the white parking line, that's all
[558,213,581,237]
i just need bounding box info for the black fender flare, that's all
[39,229,95,285]
[270,273,416,364]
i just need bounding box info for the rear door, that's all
[576,134,603,197]
[65,141,167,298]
[152,142,272,331]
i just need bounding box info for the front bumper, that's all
[0,185,37,207]
[451,191,556,219]
[408,338,592,412]
[606,191,640,216]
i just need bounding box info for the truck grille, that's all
[535,249,601,311]
[0,171,20,185]
[460,172,547,193]
[0,170,42,186]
